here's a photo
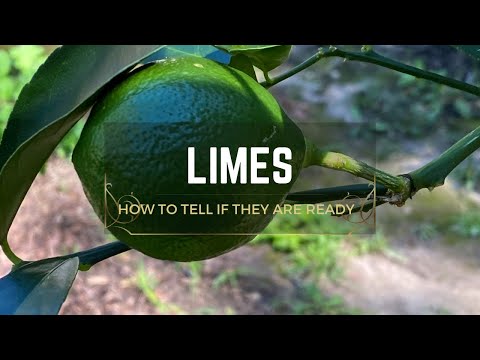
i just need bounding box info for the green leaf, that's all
[228,54,256,79]
[143,45,256,79]
[216,45,292,72]
[0,257,79,315]
[142,45,231,64]
[453,45,480,62]
[0,45,165,245]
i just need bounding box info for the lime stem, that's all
[303,138,411,202]
[302,138,409,193]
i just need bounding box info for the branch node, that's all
[399,174,416,198]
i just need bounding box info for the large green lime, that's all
[73,56,306,261]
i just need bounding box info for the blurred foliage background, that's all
[1,45,480,314]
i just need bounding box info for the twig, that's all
[263,46,480,98]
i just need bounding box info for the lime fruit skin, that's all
[73,56,305,261]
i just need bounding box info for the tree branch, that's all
[263,46,480,97]
[409,126,480,192]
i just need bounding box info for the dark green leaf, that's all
[216,45,292,72]
[0,257,79,315]
[453,45,480,62]
[142,45,231,64]
[0,45,164,245]
[228,54,257,80]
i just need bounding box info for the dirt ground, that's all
[324,243,480,314]
[2,157,480,315]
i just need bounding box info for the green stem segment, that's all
[287,183,388,204]
[1,240,22,265]
[409,126,480,192]
[303,138,410,198]
[263,46,480,97]
[262,49,330,88]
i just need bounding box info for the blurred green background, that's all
[1,45,479,314]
